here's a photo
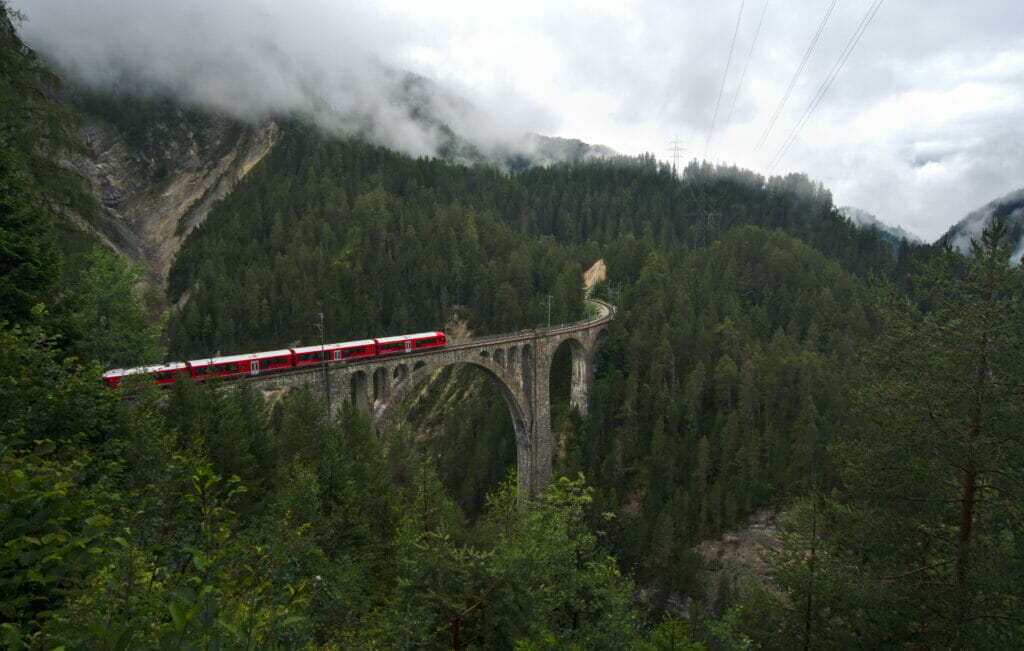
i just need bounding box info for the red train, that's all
[103,331,446,389]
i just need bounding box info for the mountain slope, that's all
[59,86,280,282]
[940,188,1024,262]
[839,205,922,249]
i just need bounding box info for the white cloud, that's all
[13,0,1024,241]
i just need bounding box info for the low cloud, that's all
[14,0,1024,238]
[16,0,554,158]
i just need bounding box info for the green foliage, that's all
[739,489,869,648]
[0,1,105,288]
[382,473,644,649]
[564,226,875,606]
[0,436,115,644]
[0,2,72,166]
[0,142,59,325]
[643,614,706,650]
[0,321,120,448]
[742,219,1024,647]
[62,246,164,367]
[0,322,120,645]
[826,218,1024,646]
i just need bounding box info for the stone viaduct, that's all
[249,299,614,495]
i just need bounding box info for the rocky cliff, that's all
[62,97,279,283]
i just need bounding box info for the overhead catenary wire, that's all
[767,0,885,173]
[704,0,746,159]
[754,0,839,152]
[725,0,769,127]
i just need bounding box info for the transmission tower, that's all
[668,137,686,176]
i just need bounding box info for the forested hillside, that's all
[165,126,896,351]
[4,1,1023,646]
[157,119,915,623]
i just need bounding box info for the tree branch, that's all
[877,558,954,581]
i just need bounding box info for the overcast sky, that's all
[14,0,1024,241]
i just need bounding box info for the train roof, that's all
[292,339,375,355]
[248,349,294,359]
[332,338,377,348]
[191,349,293,366]
[375,331,444,344]
[103,361,188,378]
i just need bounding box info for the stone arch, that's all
[552,336,590,416]
[349,370,369,412]
[440,360,533,496]
[392,363,408,384]
[372,366,390,401]
[370,354,535,497]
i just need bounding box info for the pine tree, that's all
[834,218,1024,645]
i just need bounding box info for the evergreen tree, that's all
[829,218,1024,645]
[65,246,162,367]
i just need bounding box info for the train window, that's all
[298,353,320,363]
[193,367,208,376]
[154,371,172,381]
[344,346,366,358]
[265,356,290,367]
[214,363,239,374]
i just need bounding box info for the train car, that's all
[375,331,447,355]
[292,339,378,367]
[335,338,377,361]
[248,349,295,375]
[188,349,289,381]
[103,362,189,389]
[292,343,340,368]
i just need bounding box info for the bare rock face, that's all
[583,258,606,295]
[697,507,777,573]
[67,117,279,284]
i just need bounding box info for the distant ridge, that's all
[940,188,1024,263]
[839,206,921,252]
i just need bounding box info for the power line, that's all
[767,0,884,173]
[754,0,838,152]
[726,0,769,127]
[704,0,746,159]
